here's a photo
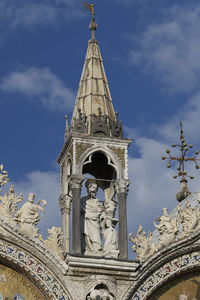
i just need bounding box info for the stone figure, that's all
[81,179,103,255]
[87,288,115,300]
[15,193,46,238]
[154,207,178,248]
[178,201,199,238]
[102,216,119,258]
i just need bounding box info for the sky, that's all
[1,0,200,259]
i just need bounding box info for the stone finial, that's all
[0,184,23,220]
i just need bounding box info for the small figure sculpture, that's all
[102,216,119,258]
[15,193,46,238]
[178,201,199,238]
[81,179,103,255]
[154,207,178,248]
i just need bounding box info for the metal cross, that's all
[161,121,200,181]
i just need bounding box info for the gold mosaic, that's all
[0,264,44,300]
[156,274,200,300]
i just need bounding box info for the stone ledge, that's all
[66,255,139,273]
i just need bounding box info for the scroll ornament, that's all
[129,199,200,263]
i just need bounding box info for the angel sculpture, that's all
[154,208,178,248]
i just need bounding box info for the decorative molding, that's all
[76,142,93,163]
[108,146,126,168]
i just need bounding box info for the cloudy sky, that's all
[1,0,200,258]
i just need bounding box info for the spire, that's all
[70,3,122,138]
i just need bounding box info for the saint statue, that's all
[81,179,103,255]
[15,193,46,238]
[102,216,119,258]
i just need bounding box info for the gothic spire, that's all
[70,4,122,138]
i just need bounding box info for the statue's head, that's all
[162,207,168,216]
[85,179,98,197]
[28,193,35,203]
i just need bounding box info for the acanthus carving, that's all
[0,184,23,220]
[129,199,200,263]
[0,164,9,189]
[45,226,64,259]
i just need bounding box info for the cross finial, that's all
[161,122,200,202]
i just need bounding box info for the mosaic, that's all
[0,264,44,300]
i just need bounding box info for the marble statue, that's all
[15,193,46,238]
[154,207,178,248]
[102,216,119,258]
[81,179,103,255]
[178,201,199,238]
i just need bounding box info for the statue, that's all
[15,193,46,238]
[102,216,119,258]
[154,208,178,248]
[178,201,199,238]
[81,179,103,255]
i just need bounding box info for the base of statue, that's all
[103,249,119,258]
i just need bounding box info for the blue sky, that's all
[1,0,200,258]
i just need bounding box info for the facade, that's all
[0,10,200,300]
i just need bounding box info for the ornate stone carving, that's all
[153,207,178,248]
[15,193,46,239]
[45,227,64,260]
[108,147,125,168]
[0,184,23,220]
[59,194,72,214]
[115,179,129,195]
[129,226,158,262]
[76,142,93,163]
[0,164,9,189]
[69,175,84,190]
[87,287,115,300]
[178,200,199,238]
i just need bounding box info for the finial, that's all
[84,2,97,40]
[64,115,69,141]
[161,121,200,202]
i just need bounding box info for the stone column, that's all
[116,179,129,260]
[59,194,72,254]
[70,175,83,255]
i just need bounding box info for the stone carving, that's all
[129,226,158,262]
[81,179,103,256]
[45,227,64,260]
[0,164,9,189]
[178,201,199,238]
[101,216,119,258]
[87,287,115,300]
[153,208,178,248]
[15,193,46,239]
[0,184,23,220]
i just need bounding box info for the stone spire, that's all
[70,12,122,138]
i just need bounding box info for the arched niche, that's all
[82,151,117,201]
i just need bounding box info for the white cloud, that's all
[11,170,61,238]
[129,4,200,93]
[0,67,75,110]
[0,0,84,30]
